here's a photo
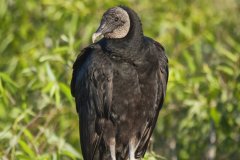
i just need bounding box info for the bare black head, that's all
[92,7,130,43]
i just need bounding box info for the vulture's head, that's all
[92,7,130,43]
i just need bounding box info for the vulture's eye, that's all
[114,17,119,22]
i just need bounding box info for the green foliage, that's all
[0,0,239,159]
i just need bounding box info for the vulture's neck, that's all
[102,6,144,58]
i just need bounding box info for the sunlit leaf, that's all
[19,139,36,158]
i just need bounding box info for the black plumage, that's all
[71,6,168,160]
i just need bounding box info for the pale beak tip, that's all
[92,33,96,43]
[92,32,102,43]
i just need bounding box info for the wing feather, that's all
[71,45,113,160]
[135,40,168,158]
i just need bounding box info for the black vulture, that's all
[71,6,168,160]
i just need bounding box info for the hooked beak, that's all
[92,22,106,43]
[92,32,103,43]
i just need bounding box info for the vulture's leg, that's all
[129,137,139,160]
[110,138,116,160]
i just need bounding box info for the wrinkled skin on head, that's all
[92,7,130,43]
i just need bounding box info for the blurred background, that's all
[0,0,240,159]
